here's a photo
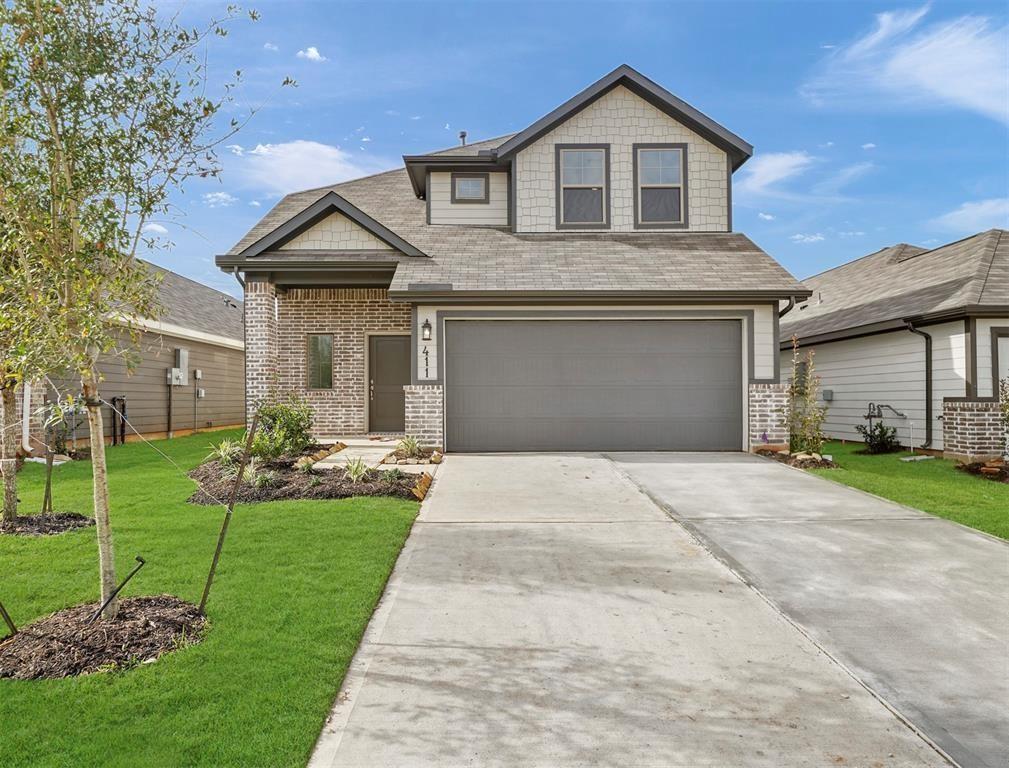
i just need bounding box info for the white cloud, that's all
[861,142,877,150]
[802,5,1009,124]
[226,144,244,156]
[142,223,168,235]
[384,109,400,116]
[249,200,261,207]
[233,140,394,196]
[839,230,866,237]
[820,44,836,50]
[202,191,238,208]
[790,233,826,243]
[361,137,372,142]
[758,212,775,221]
[263,42,279,52]
[735,151,815,198]
[443,123,450,130]
[296,46,327,63]
[813,161,875,195]
[932,198,1009,232]
[819,141,835,148]
[410,115,422,121]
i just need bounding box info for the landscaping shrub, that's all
[855,421,901,454]
[252,395,314,459]
[205,437,244,466]
[344,457,368,484]
[397,436,422,458]
[786,336,828,454]
[1000,377,1009,457]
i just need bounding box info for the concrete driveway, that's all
[613,452,1009,768]
[310,454,946,767]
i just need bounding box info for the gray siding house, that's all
[780,230,1008,461]
[220,65,809,452]
[18,262,245,450]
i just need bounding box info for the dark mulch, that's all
[187,459,424,505]
[0,512,94,537]
[756,449,838,470]
[956,459,1009,484]
[0,595,205,680]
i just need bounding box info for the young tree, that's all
[786,336,828,454]
[0,0,267,617]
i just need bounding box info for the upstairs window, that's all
[307,334,333,389]
[634,145,687,227]
[451,173,489,204]
[557,145,609,227]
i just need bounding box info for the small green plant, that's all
[382,468,406,482]
[999,377,1008,457]
[206,437,244,466]
[855,421,901,454]
[252,394,314,459]
[343,457,369,484]
[397,435,423,458]
[293,456,316,474]
[254,469,279,489]
[307,474,322,488]
[224,457,261,485]
[786,336,828,453]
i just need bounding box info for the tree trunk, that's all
[83,376,118,620]
[1,384,18,524]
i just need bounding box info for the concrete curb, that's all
[605,454,960,768]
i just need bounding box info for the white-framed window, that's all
[451,173,489,204]
[556,145,609,227]
[634,145,686,227]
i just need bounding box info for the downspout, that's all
[230,267,245,290]
[778,296,796,317]
[21,382,32,452]
[905,320,933,449]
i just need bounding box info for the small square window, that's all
[451,174,488,203]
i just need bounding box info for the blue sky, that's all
[150,1,1009,297]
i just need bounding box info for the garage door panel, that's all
[445,320,743,452]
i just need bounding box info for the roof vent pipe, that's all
[905,320,933,449]
[458,130,467,146]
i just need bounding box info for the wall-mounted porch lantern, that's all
[421,318,432,341]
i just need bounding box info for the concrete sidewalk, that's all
[613,452,1008,768]
[309,454,946,767]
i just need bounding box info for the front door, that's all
[368,335,410,432]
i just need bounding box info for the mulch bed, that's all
[0,595,205,680]
[187,459,424,505]
[756,448,838,470]
[956,458,1009,484]
[0,512,94,537]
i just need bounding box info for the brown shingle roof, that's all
[227,141,806,297]
[145,261,243,341]
[781,230,1009,341]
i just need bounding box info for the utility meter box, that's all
[196,388,206,399]
[170,348,189,386]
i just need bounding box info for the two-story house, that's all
[219,65,809,452]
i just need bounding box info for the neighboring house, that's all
[218,65,808,452]
[780,230,1009,461]
[17,261,245,451]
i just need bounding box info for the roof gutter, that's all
[778,296,797,318]
[904,320,933,449]
[229,266,245,290]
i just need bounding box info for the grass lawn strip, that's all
[0,429,418,768]
[810,441,1009,540]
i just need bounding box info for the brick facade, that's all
[244,278,278,422]
[942,398,1006,462]
[404,385,444,449]
[748,383,789,451]
[265,287,411,435]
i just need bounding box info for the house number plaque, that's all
[422,345,431,378]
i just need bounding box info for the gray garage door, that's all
[444,319,743,452]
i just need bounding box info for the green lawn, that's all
[0,429,418,768]
[812,441,1009,540]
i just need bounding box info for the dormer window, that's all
[556,144,609,228]
[634,144,687,228]
[451,173,489,204]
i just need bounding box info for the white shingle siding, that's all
[514,85,729,233]
[428,172,509,226]
[974,318,1009,397]
[779,322,967,451]
[278,212,389,250]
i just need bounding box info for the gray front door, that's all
[444,319,743,452]
[368,335,410,432]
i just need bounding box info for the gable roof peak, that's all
[492,64,753,169]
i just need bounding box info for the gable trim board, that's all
[492,65,752,170]
[236,191,426,259]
